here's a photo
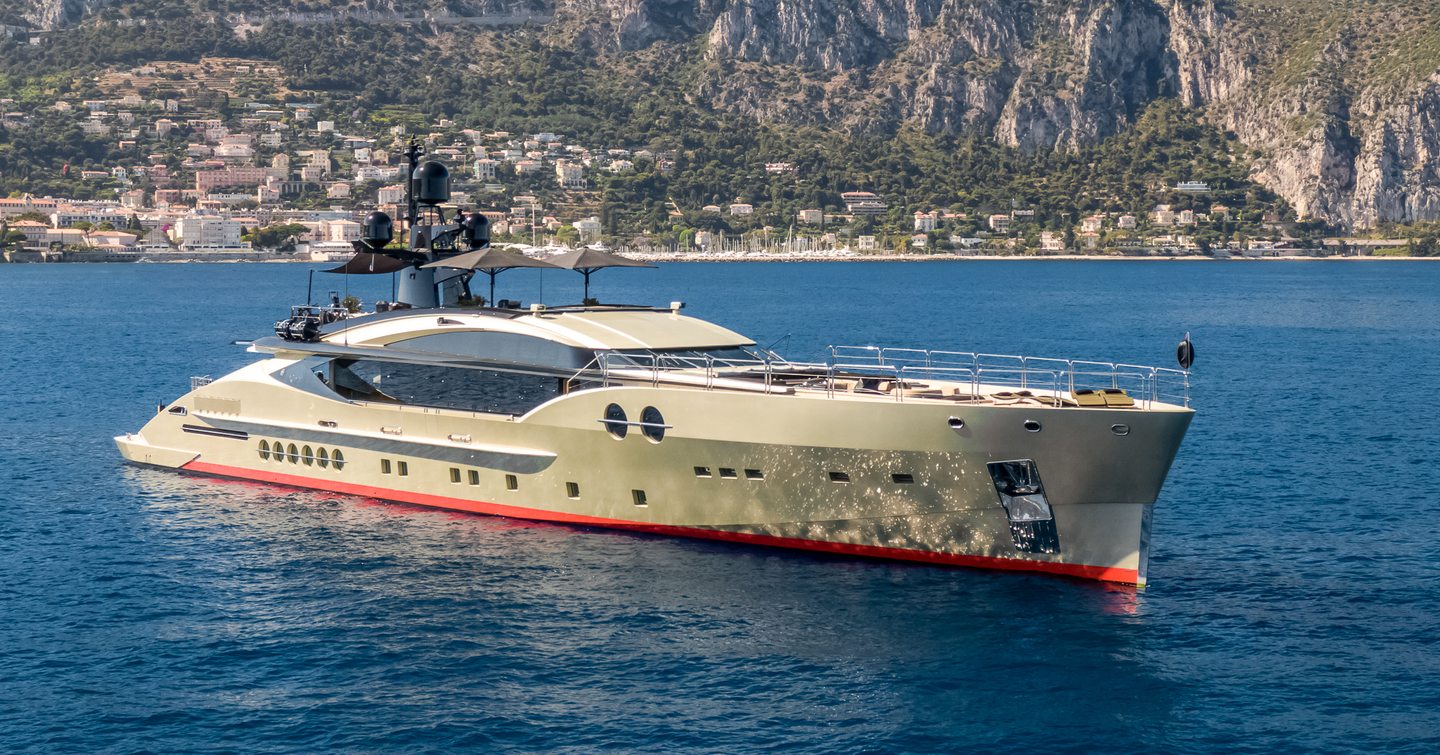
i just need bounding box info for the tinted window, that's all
[333,359,561,416]
[640,406,665,442]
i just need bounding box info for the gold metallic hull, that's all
[118,357,1193,585]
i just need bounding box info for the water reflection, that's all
[120,465,1181,747]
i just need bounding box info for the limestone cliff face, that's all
[6,0,1440,228]
[689,0,1440,228]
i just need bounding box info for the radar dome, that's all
[461,211,491,249]
[362,211,393,251]
[412,161,450,206]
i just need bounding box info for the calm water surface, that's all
[1,261,1438,752]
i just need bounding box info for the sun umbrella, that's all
[322,251,411,275]
[546,248,656,301]
[421,247,561,305]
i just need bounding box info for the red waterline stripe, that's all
[181,460,1139,584]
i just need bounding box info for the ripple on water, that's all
[1,262,1439,752]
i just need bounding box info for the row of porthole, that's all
[603,404,665,442]
[259,440,346,470]
[447,466,521,491]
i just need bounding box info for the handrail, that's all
[585,346,1189,408]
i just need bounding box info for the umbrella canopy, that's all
[322,252,411,275]
[421,247,561,305]
[546,248,656,301]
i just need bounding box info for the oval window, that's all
[287,443,300,463]
[603,403,628,439]
[258,439,270,460]
[640,406,665,443]
[317,447,330,468]
[332,449,346,471]
[301,445,314,465]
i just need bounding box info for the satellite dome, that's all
[412,161,450,206]
[362,210,393,250]
[460,211,491,249]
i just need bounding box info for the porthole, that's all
[505,474,518,491]
[566,482,580,499]
[317,447,330,468]
[892,473,915,484]
[828,471,851,484]
[1023,420,1042,433]
[632,489,648,507]
[258,440,270,460]
[272,440,285,462]
[640,406,665,442]
[286,443,299,463]
[397,461,409,476]
[468,470,480,485]
[331,449,345,471]
[947,417,965,430]
[450,467,462,484]
[301,445,314,466]
[694,466,712,478]
[1111,423,1131,436]
[381,459,392,475]
[718,467,738,479]
[603,403,628,439]
[744,469,764,480]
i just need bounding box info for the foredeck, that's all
[593,345,1190,409]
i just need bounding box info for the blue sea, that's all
[2,260,1438,752]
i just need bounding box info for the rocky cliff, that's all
[3,0,1438,228]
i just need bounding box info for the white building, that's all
[797,209,823,225]
[913,211,938,233]
[729,203,754,216]
[320,219,361,243]
[555,161,586,189]
[573,216,603,243]
[473,159,497,180]
[377,184,404,205]
[174,216,247,251]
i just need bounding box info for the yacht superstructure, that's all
[117,147,1194,585]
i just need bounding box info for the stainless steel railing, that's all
[577,346,1190,408]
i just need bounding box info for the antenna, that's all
[404,139,422,230]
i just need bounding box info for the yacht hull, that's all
[117,359,1190,586]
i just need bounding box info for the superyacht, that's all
[118,146,1194,586]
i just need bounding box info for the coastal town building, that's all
[573,216,603,243]
[555,161,586,189]
[841,191,887,215]
[173,215,247,251]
